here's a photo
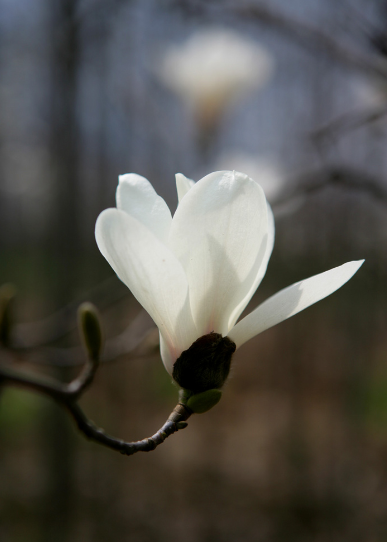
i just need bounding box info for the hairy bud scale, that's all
[172,332,236,393]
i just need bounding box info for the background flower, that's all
[157,28,274,127]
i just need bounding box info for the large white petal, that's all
[176,173,195,204]
[228,260,364,348]
[95,208,197,359]
[169,170,269,336]
[227,202,275,331]
[159,332,174,375]
[116,173,172,244]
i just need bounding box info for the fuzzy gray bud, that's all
[78,302,102,361]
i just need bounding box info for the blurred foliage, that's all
[0,388,44,441]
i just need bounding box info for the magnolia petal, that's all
[116,173,172,244]
[176,173,195,203]
[228,260,364,348]
[169,170,269,336]
[159,332,174,375]
[95,208,197,356]
[227,202,275,331]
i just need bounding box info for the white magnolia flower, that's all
[95,171,363,394]
[158,28,273,121]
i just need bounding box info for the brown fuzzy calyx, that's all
[172,332,236,394]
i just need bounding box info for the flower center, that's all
[172,332,236,394]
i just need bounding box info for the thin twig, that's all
[66,402,191,455]
[271,166,387,212]
[11,276,129,350]
[311,106,387,144]
[0,354,190,456]
[180,0,387,78]
[4,312,158,367]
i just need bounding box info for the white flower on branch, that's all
[157,28,274,126]
[95,171,363,396]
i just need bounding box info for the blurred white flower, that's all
[96,171,363,392]
[215,152,284,202]
[351,77,387,110]
[158,28,274,125]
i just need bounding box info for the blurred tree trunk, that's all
[0,22,7,249]
[94,23,111,217]
[49,0,81,284]
[40,1,82,540]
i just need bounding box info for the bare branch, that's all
[65,402,191,455]
[175,0,387,78]
[11,276,128,350]
[231,2,386,77]
[0,347,191,456]
[5,311,158,367]
[66,352,99,398]
[272,166,387,212]
[0,364,69,400]
[311,106,387,144]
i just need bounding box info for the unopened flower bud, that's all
[187,389,222,414]
[78,302,102,361]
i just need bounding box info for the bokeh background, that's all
[0,0,386,540]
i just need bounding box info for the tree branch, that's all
[66,402,191,455]
[271,166,387,212]
[0,354,191,456]
[11,276,129,350]
[311,106,387,144]
[173,0,387,78]
[230,2,387,77]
